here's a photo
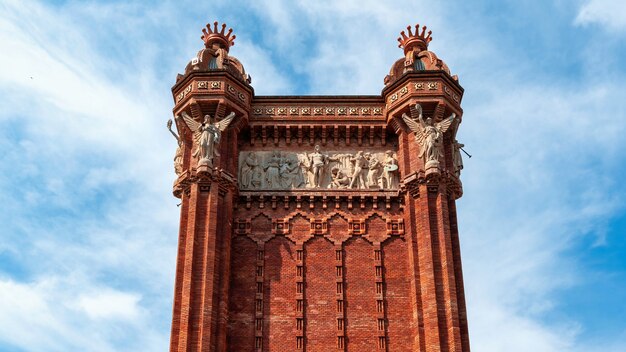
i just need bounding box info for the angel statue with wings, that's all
[180,111,236,168]
[402,103,455,169]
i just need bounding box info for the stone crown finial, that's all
[201,21,236,51]
[397,24,432,54]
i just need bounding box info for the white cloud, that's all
[235,38,293,94]
[0,1,182,350]
[0,279,116,351]
[575,0,626,31]
[249,0,446,94]
[76,290,142,321]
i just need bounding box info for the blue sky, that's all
[1,0,625,351]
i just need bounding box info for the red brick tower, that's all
[167,21,469,352]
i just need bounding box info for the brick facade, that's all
[167,21,470,351]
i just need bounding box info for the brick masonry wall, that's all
[344,237,378,350]
[227,236,256,351]
[263,237,297,352]
[169,69,469,351]
[226,226,418,351]
[305,237,338,350]
[384,236,414,351]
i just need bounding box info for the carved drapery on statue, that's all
[180,111,235,168]
[402,103,455,171]
[167,118,184,176]
[452,139,465,177]
[238,146,400,190]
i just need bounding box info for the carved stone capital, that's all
[172,167,238,198]
[401,168,456,199]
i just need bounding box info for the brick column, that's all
[447,198,470,351]
[396,129,428,351]
[169,126,239,352]
[395,111,469,351]
[169,175,236,352]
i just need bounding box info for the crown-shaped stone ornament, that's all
[397,24,432,54]
[201,21,236,51]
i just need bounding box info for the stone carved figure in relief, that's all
[349,151,369,189]
[402,103,455,169]
[240,152,261,189]
[383,150,400,189]
[329,167,350,189]
[452,139,465,177]
[263,151,282,189]
[279,156,305,189]
[238,150,399,191]
[297,152,312,187]
[367,152,384,188]
[181,111,236,168]
[167,118,184,176]
[307,145,339,188]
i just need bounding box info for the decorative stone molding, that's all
[251,106,384,117]
[175,83,193,103]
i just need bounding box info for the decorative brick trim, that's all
[272,219,289,235]
[336,244,347,351]
[310,218,328,235]
[374,244,388,350]
[295,244,306,350]
[255,243,265,352]
[349,219,366,235]
[386,219,404,236]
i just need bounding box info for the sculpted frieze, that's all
[238,145,399,191]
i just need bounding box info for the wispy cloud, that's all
[0,1,183,350]
[575,0,626,32]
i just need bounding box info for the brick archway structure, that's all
[167,21,470,352]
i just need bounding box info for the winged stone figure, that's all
[180,111,236,168]
[401,103,455,168]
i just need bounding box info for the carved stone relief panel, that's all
[238,146,400,191]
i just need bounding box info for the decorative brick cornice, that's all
[251,105,384,118]
[172,72,254,112]
[381,71,463,98]
[234,209,405,247]
[244,124,391,147]
[172,70,254,97]
[237,190,402,211]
